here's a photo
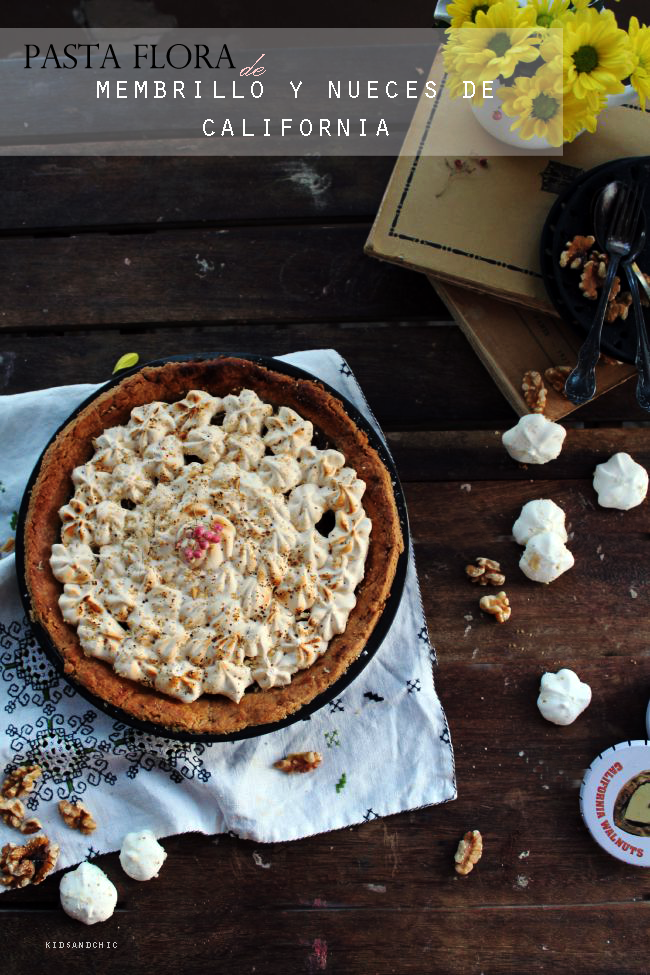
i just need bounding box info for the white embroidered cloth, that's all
[0,349,455,880]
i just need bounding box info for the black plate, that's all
[540,156,650,366]
[14,354,410,744]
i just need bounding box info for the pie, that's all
[23,357,404,735]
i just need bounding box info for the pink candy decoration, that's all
[176,521,224,566]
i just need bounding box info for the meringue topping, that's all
[50,388,371,704]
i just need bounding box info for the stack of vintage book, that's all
[366,53,648,420]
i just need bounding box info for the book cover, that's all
[366,52,650,312]
[433,280,636,420]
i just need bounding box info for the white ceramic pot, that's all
[433,0,453,23]
[432,0,637,149]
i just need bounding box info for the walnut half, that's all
[578,253,611,299]
[455,829,483,875]
[0,836,60,889]
[544,366,571,397]
[605,292,632,323]
[274,752,322,773]
[559,235,595,270]
[479,591,511,623]
[0,798,24,831]
[1,764,42,799]
[58,800,97,835]
[522,371,547,415]
[19,817,43,836]
[465,557,505,587]
[0,798,41,835]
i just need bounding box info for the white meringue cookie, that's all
[512,499,568,547]
[502,414,566,465]
[520,530,574,584]
[593,452,648,511]
[537,668,591,726]
[59,862,117,925]
[119,830,167,881]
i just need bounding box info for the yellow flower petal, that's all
[112,352,140,374]
[561,7,634,101]
[446,0,501,29]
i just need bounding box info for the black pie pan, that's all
[540,155,650,366]
[14,354,411,744]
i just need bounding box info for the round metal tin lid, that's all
[580,741,650,867]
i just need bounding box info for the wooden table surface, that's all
[1,142,650,975]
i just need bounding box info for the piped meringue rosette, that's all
[48,388,373,706]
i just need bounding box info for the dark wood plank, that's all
[1,657,648,973]
[406,475,650,660]
[1,324,649,427]
[1,901,648,975]
[0,224,440,329]
[0,156,395,231]
[0,323,483,432]
[389,428,650,481]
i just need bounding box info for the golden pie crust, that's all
[24,357,404,735]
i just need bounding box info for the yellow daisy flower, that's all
[539,27,563,68]
[498,64,603,145]
[629,15,650,110]
[471,0,537,32]
[527,0,571,30]
[498,66,564,145]
[562,6,634,100]
[562,88,605,142]
[443,0,540,102]
[446,0,501,29]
